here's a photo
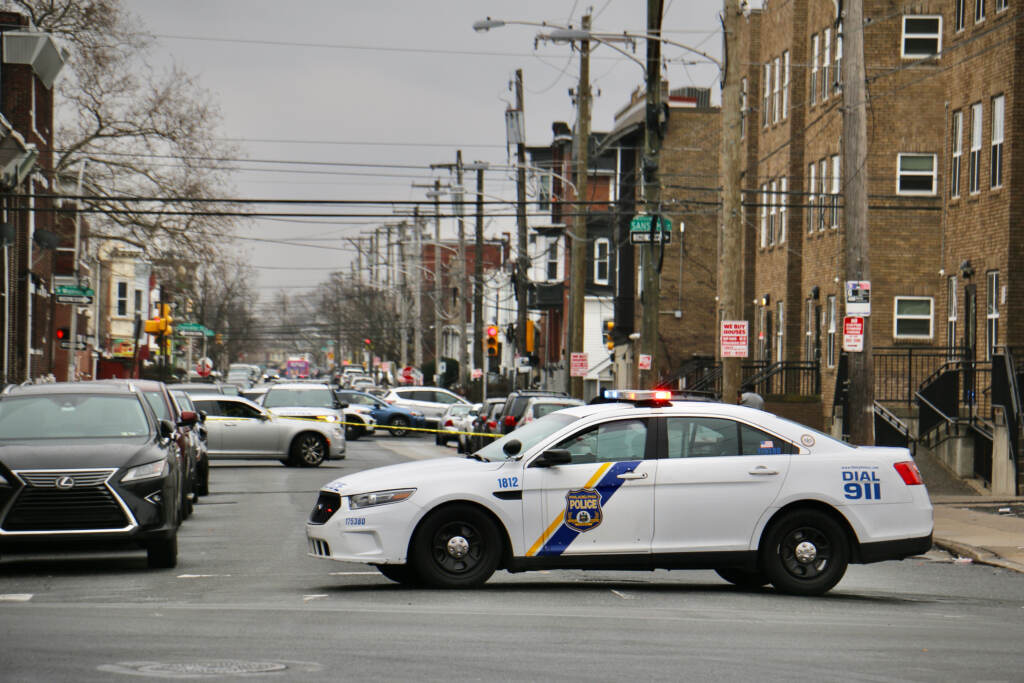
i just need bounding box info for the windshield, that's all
[263,387,335,409]
[475,412,580,462]
[0,395,150,439]
[533,402,581,418]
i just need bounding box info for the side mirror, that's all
[178,410,198,427]
[532,449,572,468]
[158,419,175,440]
[502,439,522,457]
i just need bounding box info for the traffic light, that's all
[55,327,69,341]
[214,333,223,345]
[160,303,173,336]
[144,316,166,335]
[524,320,535,353]
[363,338,373,349]
[603,320,615,350]
[485,324,499,358]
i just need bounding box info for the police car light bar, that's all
[603,389,673,402]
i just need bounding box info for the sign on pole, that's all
[843,316,865,352]
[638,354,652,370]
[196,357,213,377]
[570,352,589,377]
[845,280,871,316]
[55,284,94,305]
[629,214,673,244]
[720,320,749,358]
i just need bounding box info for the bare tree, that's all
[184,252,259,368]
[8,0,239,257]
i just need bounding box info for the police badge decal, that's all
[564,488,603,532]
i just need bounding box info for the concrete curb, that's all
[933,536,1024,574]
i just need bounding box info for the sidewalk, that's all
[931,495,1024,573]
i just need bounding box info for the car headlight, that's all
[122,460,169,483]
[320,414,340,423]
[348,488,416,510]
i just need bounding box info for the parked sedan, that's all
[260,382,376,441]
[381,386,469,428]
[0,382,183,568]
[334,389,425,437]
[436,402,476,447]
[189,394,345,466]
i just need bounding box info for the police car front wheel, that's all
[762,509,849,596]
[715,568,770,589]
[411,504,501,588]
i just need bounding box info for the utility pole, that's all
[454,151,469,391]
[398,221,408,367]
[473,163,485,377]
[841,0,873,444]
[640,2,663,389]
[433,179,444,385]
[721,0,744,403]
[514,68,528,390]
[568,13,592,399]
[412,206,424,368]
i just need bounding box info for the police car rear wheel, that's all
[412,505,500,588]
[763,509,849,596]
[714,568,770,589]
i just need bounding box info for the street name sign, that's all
[59,340,87,351]
[629,214,672,244]
[55,284,94,305]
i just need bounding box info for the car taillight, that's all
[444,419,454,427]
[894,461,924,485]
[487,420,497,429]
[384,398,395,404]
[504,415,516,427]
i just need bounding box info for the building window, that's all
[537,173,552,210]
[991,94,1004,188]
[807,163,816,233]
[951,110,963,198]
[760,183,768,248]
[955,0,966,30]
[762,62,771,127]
[593,238,610,285]
[772,57,781,124]
[546,239,559,281]
[830,155,841,228]
[969,102,982,194]
[986,270,999,360]
[902,16,942,58]
[776,301,785,362]
[821,28,831,101]
[897,154,937,195]
[782,51,790,119]
[804,298,815,361]
[740,77,748,138]
[976,0,986,22]
[778,176,787,243]
[947,275,958,357]
[894,296,934,340]
[826,295,837,368]
[818,158,828,230]
[769,179,777,245]
[116,281,128,317]
[810,34,819,104]
[834,24,843,92]
[133,288,144,315]
[996,0,1008,12]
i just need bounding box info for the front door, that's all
[218,400,279,456]
[653,416,794,553]
[521,417,655,558]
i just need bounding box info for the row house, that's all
[0,12,69,383]
[731,0,1023,489]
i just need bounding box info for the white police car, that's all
[306,390,933,595]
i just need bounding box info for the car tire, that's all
[435,432,445,446]
[196,463,209,497]
[376,564,421,586]
[714,568,770,589]
[388,415,410,437]
[410,504,501,588]
[761,509,850,596]
[290,432,327,467]
[146,534,178,569]
[346,423,363,441]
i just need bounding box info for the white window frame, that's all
[830,154,841,228]
[772,57,781,124]
[133,288,144,316]
[947,275,958,357]
[986,270,999,359]
[976,0,986,23]
[818,158,828,230]
[762,62,771,128]
[760,183,768,248]
[896,153,937,196]
[807,163,816,233]
[741,77,748,138]
[804,298,815,361]
[782,51,790,119]
[955,0,966,30]
[901,16,942,58]
[821,28,831,101]
[826,295,837,368]
[951,110,963,198]
[893,296,934,340]
[593,237,610,285]
[776,301,785,363]
[834,25,843,92]
[996,0,1008,12]
[769,179,777,245]
[545,238,560,281]
[991,94,1004,189]
[778,176,787,243]
[810,34,819,104]
[969,102,982,194]
[115,281,129,318]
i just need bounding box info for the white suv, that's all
[382,387,469,427]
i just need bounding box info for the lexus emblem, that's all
[55,476,75,490]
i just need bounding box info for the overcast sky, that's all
[130,1,725,300]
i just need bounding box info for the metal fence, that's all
[873,347,965,403]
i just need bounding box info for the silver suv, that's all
[382,387,469,427]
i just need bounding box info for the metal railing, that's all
[874,346,965,403]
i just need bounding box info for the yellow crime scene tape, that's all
[206,414,500,438]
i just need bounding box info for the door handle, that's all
[749,466,778,475]
[617,471,648,480]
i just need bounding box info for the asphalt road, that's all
[1,435,1023,682]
